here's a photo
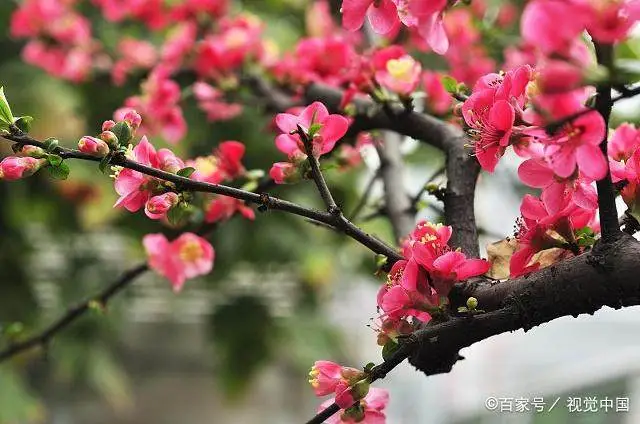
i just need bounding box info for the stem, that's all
[299,128,339,213]
[0,264,148,362]
[593,42,622,241]
[2,132,402,262]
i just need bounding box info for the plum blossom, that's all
[341,0,399,34]
[188,141,246,184]
[205,196,255,223]
[143,233,215,291]
[319,387,389,424]
[274,102,349,158]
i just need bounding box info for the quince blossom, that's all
[143,232,215,291]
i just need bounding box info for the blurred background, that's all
[1,1,640,423]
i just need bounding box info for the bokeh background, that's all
[1,1,640,423]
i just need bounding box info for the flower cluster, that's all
[377,222,490,328]
[340,0,452,54]
[309,360,389,423]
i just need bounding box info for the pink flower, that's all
[319,387,389,424]
[143,232,215,292]
[113,136,158,212]
[275,102,349,157]
[428,251,490,297]
[145,192,179,220]
[78,136,110,156]
[205,196,255,223]
[157,148,185,174]
[115,70,186,144]
[269,162,298,184]
[341,0,399,34]
[529,109,607,180]
[374,54,422,96]
[422,71,452,115]
[609,123,639,162]
[309,361,348,396]
[193,82,243,122]
[0,156,46,181]
[188,141,246,184]
[521,0,590,54]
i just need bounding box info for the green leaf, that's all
[111,121,131,144]
[176,167,196,178]
[441,75,458,94]
[46,154,63,167]
[382,340,399,361]
[43,137,59,152]
[47,162,70,180]
[13,116,33,133]
[0,87,15,128]
[364,362,375,372]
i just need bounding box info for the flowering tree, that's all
[2,0,640,422]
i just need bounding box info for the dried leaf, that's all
[485,238,518,279]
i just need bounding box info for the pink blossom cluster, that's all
[377,222,490,327]
[309,360,389,423]
[11,0,95,82]
[340,0,452,54]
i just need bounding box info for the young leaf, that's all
[441,75,458,94]
[46,154,63,167]
[0,87,15,128]
[43,137,59,152]
[13,116,33,133]
[111,121,131,144]
[99,153,114,174]
[47,162,70,180]
[382,340,399,361]
[176,167,196,178]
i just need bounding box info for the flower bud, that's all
[123,110,142,131]
[102,120,116,132]
[18,145,45,158]
[466,296,478,310]
[99,130,119,147]
[0,156,45,180]
[145,192,180,220]
[78,136,110,156]
[269,162,298,184]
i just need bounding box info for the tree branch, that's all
[2,131,402,263]
[301,83,480,256]
[375,131,415,241]
[308,234,640,422]
[593,42,622,242]
[0,263,148,362]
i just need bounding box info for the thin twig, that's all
[298,127,339,213]
[2,131,402,262]
[348,169,380,221]
[0,264,148,362]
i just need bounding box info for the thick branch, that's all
[375,132,414,241]
[303,83,480,256]
[310,234,640,423]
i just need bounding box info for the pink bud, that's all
[269,162,297,184]
[99,131,119,146]
[145,192,180,220]
[78,136,110,156]
[102,120,116,131]
[123,110,142,131]
[18,145,45,158]
[0,156,45,180]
